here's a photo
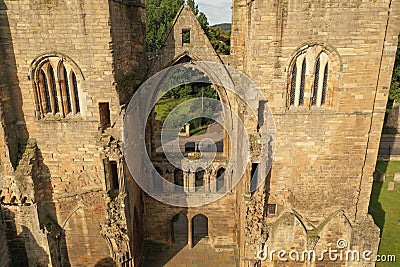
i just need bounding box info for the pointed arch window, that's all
[311,52,329,107]
[288,47,334,109]
[289,55,306,107]
[289,63,297,106]
[32,55,83,119]
[299,59,306,106]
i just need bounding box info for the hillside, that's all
[211,23,231,31]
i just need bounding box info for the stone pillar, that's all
[188,217,193,249]
[205,171,211,193]
[188,172,196,192]
[210,171,217,193]
[185,123,190,137]
[183,172,189,192]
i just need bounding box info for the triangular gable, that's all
[148,5,224,76]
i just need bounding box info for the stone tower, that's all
[230,0,400,266]
[0,0,147,266]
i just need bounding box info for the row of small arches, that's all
[154,166,226,192]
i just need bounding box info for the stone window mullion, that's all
[294,58,302,107]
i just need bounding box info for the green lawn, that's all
[154,97,188,122]
[369,161,400,266]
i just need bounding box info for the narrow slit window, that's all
[40,70,52,113]
[312,58,320,106]
[321,64,328,105]
[64,67,72,114]
[72,72,80,113]
[49,65,59,113]
[290,63,297,106]
[182,29,191,44]
[299,59,306,106]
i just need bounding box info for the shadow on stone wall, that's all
[0,1,29,169]
[33,148,71,267]
[0,207,29,266]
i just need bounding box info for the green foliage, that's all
[146,0,184,52]
[387,36,400,112]
[154,68,219,130]
[208,27,231,55]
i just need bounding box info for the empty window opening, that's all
[322,64,328,105]
[312,58,320,106]
[40,69,52,113]
[216,167,225,192]
[72,72,80,113]
[289,63,297,106]
[110,161,119,191]
[99,102,111,131]
[63,66,72,114]
[195,168,205,192]
[182,29,191,44]
[49,65,59,113]
[174,168,184,192]
[299,59,306,106]
[192,214,208,247]
[250,163,259,192]
[172,213,188,244]
[312,53,329,107]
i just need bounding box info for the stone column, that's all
[183,172,189,192]
[188,172,196,192]
[188,217,193,249]
[210,171,217,193]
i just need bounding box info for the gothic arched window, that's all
[312,52,329,107]
[32,55,83,119]
[288,46,336,109]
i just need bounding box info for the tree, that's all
[146,0,184,52]
[388,35,400,109]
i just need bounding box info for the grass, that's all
[369,161,400,266]
[154,97,188,121]
[189,126,207,136]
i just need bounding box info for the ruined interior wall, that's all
[144,193,238,248]
[109,0,147,105]
[107,1,148,264]
[230,0,400,264]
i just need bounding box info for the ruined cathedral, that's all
[0,0,399,266]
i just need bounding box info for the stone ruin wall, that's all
[0,0,147,266]
[231,0,400,265]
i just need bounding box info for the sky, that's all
[196,0,232,25]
